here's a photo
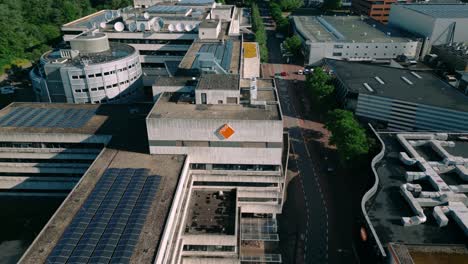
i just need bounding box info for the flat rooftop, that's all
[62,8,208,32]
[21,150,186,264]
[44,42,136,66]
[397,3,468,19]
[326,59,468,113]
[13,102,187,263]
[154,76,198,87]
[184,190,236,235]
[389,243,468,264]
[197,74,239,90]
[0,103,105,135]
[367,133,467,246]
[149,92,281,120]
[293,15,413,43]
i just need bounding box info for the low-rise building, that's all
[325,59,468,131]
[292,15,420,65]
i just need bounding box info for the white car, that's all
[297,69,303,75]
[0,86,15,95]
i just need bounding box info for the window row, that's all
[113,38,194,45]
[74,75,140,93]
[334,45,414,49]
[70,62,140,80]
[90,87,139,104]
[333,52,398,56]
[190,163,279,171]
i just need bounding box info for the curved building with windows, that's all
[30,32,143,104]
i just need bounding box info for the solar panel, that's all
[0,107,94,128]
[47,169,161,263]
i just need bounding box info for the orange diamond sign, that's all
[219,124,235,139]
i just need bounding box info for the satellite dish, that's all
[185,24,193,32]
[168,24,175,32]
[100,22,107,29]
[105,11,113,21]
[114,22,125,32]
[143,12,150,20]
[151,20,161,32]
[175,23,183,32]
[128,22,137,32]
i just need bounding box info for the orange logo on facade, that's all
[219,124,235,139]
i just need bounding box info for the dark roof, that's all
[326,59,468,112]
[367,133,467,245]
[196,74,239,90]
[398,4,468,19]
[155,76,198,87]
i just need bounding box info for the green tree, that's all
[305,67,334,103]
[283,35,302,56]
[325,109,369,163]
[323,0,342,10]
[251,2,268,62]
[279,0,303,11]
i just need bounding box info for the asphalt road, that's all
[256,2,359,263]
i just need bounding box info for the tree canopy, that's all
[278,0,303,11]
[325,109,369,163]
[250,2,268,62]
[323,0,342,11]
[0,0,132,74]
[283,35,302,56]
[305,67,335,104]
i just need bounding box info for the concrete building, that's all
[30,33,143,104]
[147,74,286,263]
[13,77,286,263]
[389,4,468,55]
[60,0,241,86]
[325,59,468,131]
[292,15,421,65]
[361,131,468,260]
[352,0,411,24]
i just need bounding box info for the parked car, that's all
[297,69,303,75]
[0,86,15,95]
[280,71,288,77]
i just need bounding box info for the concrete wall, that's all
[146,118,283,165]
[147,118,283,143]
[305,40,420,65]
[152,85,195,102]
[199,22,221,40]
[195,89,239,104]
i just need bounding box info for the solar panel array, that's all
[0,107,94,128]
[47,168,161,264]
